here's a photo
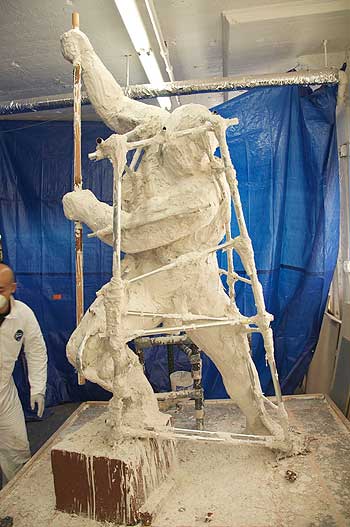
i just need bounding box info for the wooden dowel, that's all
[72,12,80,29]
[71,12,85,385]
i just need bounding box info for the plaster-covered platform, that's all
[0,395,349,527]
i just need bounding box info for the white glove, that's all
[30,393,45,418]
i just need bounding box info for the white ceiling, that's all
[0,0,349,120]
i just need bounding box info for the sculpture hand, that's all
[60,28,93,65]
[30,393,45,418]
[62,189,97,222]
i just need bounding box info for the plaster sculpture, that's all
[60,28,289,444]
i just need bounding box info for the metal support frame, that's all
[181,343,204,430]
[134,335,204,430]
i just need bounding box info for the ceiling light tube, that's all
[114,0,172,110]
[144,0,180,106]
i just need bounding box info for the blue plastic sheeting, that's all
[210,84,339,397]
[0,83,339,410]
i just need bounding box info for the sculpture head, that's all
[0,263,16,313]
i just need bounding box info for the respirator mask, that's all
[0,295,8,310]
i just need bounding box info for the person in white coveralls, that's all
[0,263,47,484]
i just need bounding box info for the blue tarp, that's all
[211,84,339,397]
[0,84,339,409]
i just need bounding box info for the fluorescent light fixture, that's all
[114,0,172,110]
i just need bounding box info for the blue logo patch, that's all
[14,329,23,342]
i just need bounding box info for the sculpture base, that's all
[51,414,176,525]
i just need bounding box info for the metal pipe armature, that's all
[135,334,191,348]
[156,388,195,401]
[181,343,205,430]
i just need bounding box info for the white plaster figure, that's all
[60,29,289,442]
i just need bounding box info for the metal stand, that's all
[134,335,204,430]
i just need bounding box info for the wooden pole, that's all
[72,11,79,29]
[72,12,85,385]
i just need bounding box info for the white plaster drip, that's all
[84,453,91,518]
[90,455,96,520]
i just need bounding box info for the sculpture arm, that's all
[63,190,114,246]
[122,186,218,253]
[60,29,168,138]
[63,184,219,252]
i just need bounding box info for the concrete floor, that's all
[27,403,80,455]
[0,402,80,490]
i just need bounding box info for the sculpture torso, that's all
[121,104,231,266]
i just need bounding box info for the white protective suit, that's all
[0,296,47,483]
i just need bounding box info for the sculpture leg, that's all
[188,326,280,435]
[66,292,169,432]
[184,256,281,436]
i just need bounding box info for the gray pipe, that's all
[0,68,339,116]
[135,335,190,348]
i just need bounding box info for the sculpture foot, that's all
[245,411,284,438]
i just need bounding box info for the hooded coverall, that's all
[0,297,47,483]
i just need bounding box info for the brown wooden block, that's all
[51,416,176,525]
